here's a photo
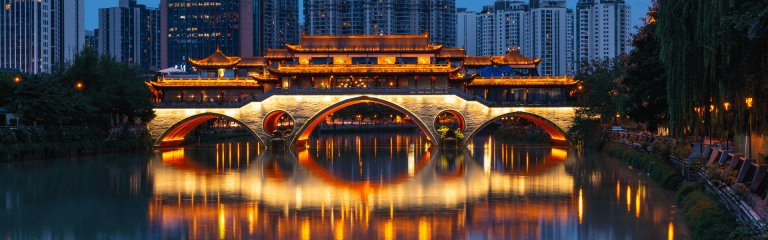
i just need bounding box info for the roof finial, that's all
[424,30,429,36]
[216,45,221,52]
[512,43,515,50]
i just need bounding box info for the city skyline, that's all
[84,0,653,33]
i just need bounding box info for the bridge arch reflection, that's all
[155,112,265,147]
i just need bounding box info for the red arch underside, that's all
[295,100,432,147]
[264,111,287,135]
[515,115,566,143]
[158,116,218,147]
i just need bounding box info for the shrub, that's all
[602,142,684,189]
[676,183,739,240]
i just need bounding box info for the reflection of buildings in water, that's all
[150,144,575,239]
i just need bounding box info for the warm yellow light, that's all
[746,98,753,108]
[14,77,20,82]
[710,105,714,112]
[724,102,730,111]
[76,83,82,88]
[616,114,620,118]
[578,85,582,90]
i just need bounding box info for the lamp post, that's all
[724,102,730,150]
[746,97,753,158]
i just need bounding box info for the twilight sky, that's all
[85,0,652,32]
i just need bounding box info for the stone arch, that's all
[434,110,466,131]
[463,112,568,146]
[290,96,441,147]
[154,112,265,147]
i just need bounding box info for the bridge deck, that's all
[154,87,574,109]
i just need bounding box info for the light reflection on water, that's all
[0,132,689,239]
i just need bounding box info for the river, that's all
[0,131,690,239]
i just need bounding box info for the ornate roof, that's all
[467,76,577,87]
[189,46,241,69]
[265,49,293,59]
[238,57,268,67]
[268,64,460,75]
[462,50,540,68]
[491,49,541,66]
[437,48,466,59]
[463,56,493,66]
[150,79,262,88]
[286,33,443,53]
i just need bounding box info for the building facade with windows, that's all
[1,0,83,73]
[476,1,528,57]
[471,0,574,76]
[99,0,160,72]
[161,0,299,71]
[574,0,631,61]
[51,0,84,65]
[303,0,456,47]
[456,8,478,56]
[85,29,98,51]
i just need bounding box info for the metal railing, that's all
[154,87,574,108]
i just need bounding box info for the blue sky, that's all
[85,0,652,32]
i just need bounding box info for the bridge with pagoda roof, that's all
[146,33,579,148]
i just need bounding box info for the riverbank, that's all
[601,142,758,239]
[0,138,153,162]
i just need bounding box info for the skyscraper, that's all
[0,0,51,73]
[51,0,85,65]
[521,0,568,76]
[566,8,575,76]
[476,1,528,56]
[456,8,478,56]
[575,0,632,61]
[1,0,84,73]
[85,30,98,52]
[99,0,161,72]
[161,0,299,71]
[303,0,456,47]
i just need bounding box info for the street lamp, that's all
[14,76,20,83]
[76,83,82,89]
[746,97,753,158]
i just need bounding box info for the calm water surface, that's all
[0,132,690,239]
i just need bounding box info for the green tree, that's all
[657,0,768,137]
[568,57,627,147]
[624,4,668,132]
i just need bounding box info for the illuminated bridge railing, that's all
[153,87,573,108]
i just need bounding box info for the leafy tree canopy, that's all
[0,48,155,135]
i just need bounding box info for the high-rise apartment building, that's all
[521,0,568,76]
[566,8,575,76]
[456,8,478,56]
[85,30,98,52]
[161,0,299,71]
[1,0,84,73]
[51,0,84,65]
[472,0,575,76]
[99,0,160,72]
[0,0,51,73]
[476,1,528,56]
[303,0,456,47]
[575,0,631,62]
